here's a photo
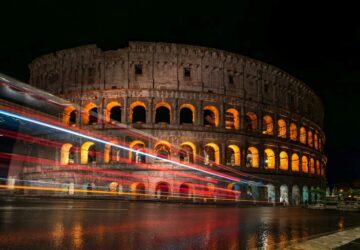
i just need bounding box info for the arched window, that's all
[81,141,96,164]
[60,143,76,165]
[279,151,288,170]
[300,127,306,144]
[155,102,171,124]
[316,160,320,176]
[129,140,146,163]
[130,101,146,124]
[246,147,259,168]
[310,158,315,174]
[179,142,196,163]
[204,143,220,165]
[262,115,273,135]
[63,106,77,126]
[264,149,275,169]
[155,182,170,199]
[225,108,240,130]
[154,141,171,159]
[106,101,122,123]
[291,153,299,172]
[226,145,240,166]
[290,123,297,141]
[308,130,313,147]
[314,133,319,150]
[277,119,287,138]
[180,104,195,124]
[246,112,257,131]
[203,105,219,128]
[83,103,98,125]
[302,155,308,173]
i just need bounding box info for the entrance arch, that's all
[292,185,300,205]
[156,182,170,199]
[280,185,289,205]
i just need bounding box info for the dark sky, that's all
[1,0,359,185]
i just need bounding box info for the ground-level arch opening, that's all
[280,185,289,205]
[156,182,170,199]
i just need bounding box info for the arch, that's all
[130,101,146,124]
[267,184,276,204]
[179,142,196,163]
[302,186,309,204]
[245,112,257,131]
[314,133,319,150]
[60,143,76,165]
[292,185,300,205]
[290,123,298,141]
[225,108,240,130]
[80,141,95,164]
[277,119,287,138]
[129,140,146,163]
[264,148,275,169]
[291,153,300,172]
[155,182,170,199]
[109,182,119,192]
[300,127,306,144]
[104,144,120,164]
[155,102,171,124]
[246,147,259,168]
[308,130,313,147]
[106,101,121,123]
[262,115,273,135]
[226,145,241,166]
[316,160,321,176]
[279,151,288,170]
[301,155,309,173]
[280,185,289,205]
[154,140,171,159]
[309,158,315,175]
[204,143,220,165]
[83,103,98,125]
[63,105,77,125]
[203,105,219,127]
[131,182,146,199]
[179,183,192,197]
[180,103,196,124]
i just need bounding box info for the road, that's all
[0,198,359,249]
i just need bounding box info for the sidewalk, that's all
[287,227,360,249]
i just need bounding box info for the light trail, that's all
[0,109,241,182]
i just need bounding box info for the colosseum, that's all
[22,41,326,204]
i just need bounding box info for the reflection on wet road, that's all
[1,198,359,249]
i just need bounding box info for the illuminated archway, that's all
[204,143,220,165]
[308,130,313,147]
[267,184,276,204]
[63,105,77,125]
[279,151,288,170]
[155,102,171,124]
[301,155,308,173]
[292,185,300,205]
[179,142,196,163]
[280,185,289,205]
[314,133,319,150]
[83,103,98,125]
[300,127,306,144]
[180,103,196,124]
[246,112,257,131]
[203,105,219,127]
[246,147,259,168]
[81,141,95,164]
[262,115,273,135]
[156,182,170,199]
[109,182,119,192]
[316,160,320,176]
[303,186,309,203]
[60,143,76,165]
[226,145,241,166]
[129,140,146,163]
[310,158,315,175]
[179,183,192,197]
[290,123,297,141]
[225,108,240,130]
[154,141,171,159]
[264,148,275,169]
[130,101,146,124]
[291,153,299,172]
[131,182,146,199]
[277,119,287,138]
[106,101,121,123]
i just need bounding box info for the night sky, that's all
[1,0,359,186]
